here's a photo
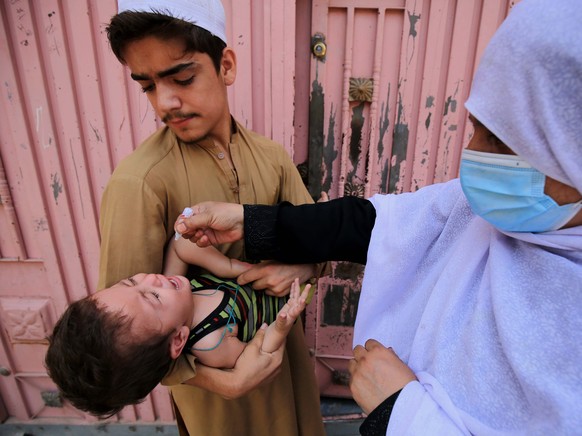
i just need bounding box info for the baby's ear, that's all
[169,326,190,359]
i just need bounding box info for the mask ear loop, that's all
[191,283,240,352]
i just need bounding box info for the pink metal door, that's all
[0,0,297,425]
[0,0,111,421]
[0,0,521,425]
[300,0,517,397]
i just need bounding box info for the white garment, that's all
[465,0,582,192]
[354,0,582,433]
[355,180,582,435]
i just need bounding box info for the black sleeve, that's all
[359,389,402,436]
[244,196,376,265]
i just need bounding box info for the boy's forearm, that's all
[184,366,242,399]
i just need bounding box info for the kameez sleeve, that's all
[98,175,167,289]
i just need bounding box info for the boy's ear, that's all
[169,326,190,360]
[221,47,236,86]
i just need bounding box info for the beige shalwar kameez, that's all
[98,120,324,436]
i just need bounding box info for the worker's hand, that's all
[349,339,417,414]
[238,261,317,297]
[175,202,244,247]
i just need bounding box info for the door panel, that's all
[304,0,515,397]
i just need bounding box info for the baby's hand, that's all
[260,278,311,354]
[275,278,309,327]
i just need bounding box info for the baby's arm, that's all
[164,237,252,278]
[261,278,310,353]
[191,330,246,369]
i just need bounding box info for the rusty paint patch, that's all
[443,95,457,116]
[349,102,365,165]
[388,84,409,193]
[50,173,63,204]
[89,122,103,142]
[425,95,435,130]
[334,262,365,280]
[444,81,461,116]
[308,71,325,199]
[408,11,421,37]
[380,160,390,193]
[4,81,13,102]
[322,104,338,196]
[322,283,360,327]
[34,218,48,231]
[377,85,391,159]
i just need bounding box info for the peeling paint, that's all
[380,160,390,193]
[349,102,365,166]
[425,111,432,130]
[322,104,337,195]
[425,95,435,108]
[443,81,461,116]
[46,11,55,34]
[16,7,26,21]
[5,81,13,102]
[34,218,48,231]
[334,262,364,281]
[443,95,457,116]
[388,84,409,193]
[89,122,103,142]
[50,173,62,204]
[70,140,85,217]
[377,84,391,159]
[408,11,421,37]
[322,284,360,327]
[307,69,325,199]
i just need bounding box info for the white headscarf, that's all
[465,0,582,192]
[117,0,227,44]
[356,1,582,434]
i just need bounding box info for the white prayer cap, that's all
[117,0,227,44]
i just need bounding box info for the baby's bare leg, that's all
[260,278,310,353]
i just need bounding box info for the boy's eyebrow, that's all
[130,62,196,81]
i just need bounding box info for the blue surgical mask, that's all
[460,149,582,233]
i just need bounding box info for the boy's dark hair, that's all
[106,10,226,73]
[45,297,174,418]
